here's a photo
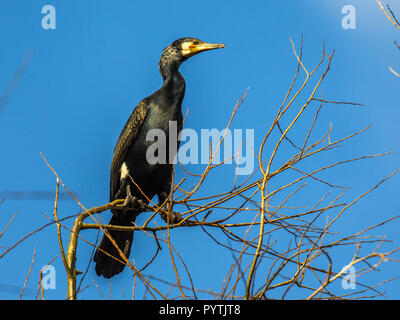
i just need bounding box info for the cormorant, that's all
[93,37,225,278]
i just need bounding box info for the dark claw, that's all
[123,194,135,208]
[123,185,145,210]
[161,210,183,224]
[136,199,145,209]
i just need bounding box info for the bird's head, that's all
[175,37,225,59]
[159,37,225,75]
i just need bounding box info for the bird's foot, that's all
[123,185,145,210]
[123,196,145,210]
[161,209,183,225]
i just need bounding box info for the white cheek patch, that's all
[120,162,129,181]
[181,42,192,56]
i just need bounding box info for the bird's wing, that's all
[110,99,149,202]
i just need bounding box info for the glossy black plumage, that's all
[93,37,224,278]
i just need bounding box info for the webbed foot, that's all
[161,209,183,224]
[123,185,145,210]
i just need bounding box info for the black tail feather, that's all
[93,214,135,278]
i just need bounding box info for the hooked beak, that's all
[192,42,225,54]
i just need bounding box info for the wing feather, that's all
[110,99,148,201]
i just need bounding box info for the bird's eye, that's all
[193,40,199,45]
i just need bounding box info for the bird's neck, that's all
[160,62,186,103]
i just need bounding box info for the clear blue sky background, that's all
[0,0,399,299]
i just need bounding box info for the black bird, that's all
[94,37,225,278]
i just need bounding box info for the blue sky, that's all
[0,0,400,299]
